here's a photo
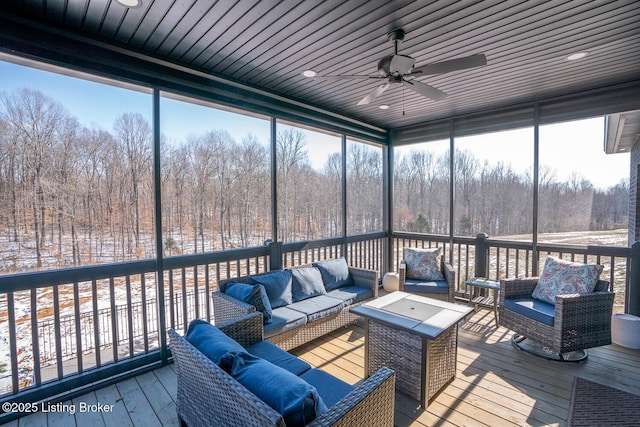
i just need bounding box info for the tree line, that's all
[394,149,629,236]
[0,88,383,271]
[0,88,628,272]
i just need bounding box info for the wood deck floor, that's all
[7,308,640,427]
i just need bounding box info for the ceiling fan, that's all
[307,29,487,106]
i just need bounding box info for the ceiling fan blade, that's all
[357,83,391,105]
[411,53,487,75]
[312,75,381,81]
[402,80,447,101]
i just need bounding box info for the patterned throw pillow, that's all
[404,247,445,281]
[532,256,603,305]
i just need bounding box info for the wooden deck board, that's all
[14,308,640,427]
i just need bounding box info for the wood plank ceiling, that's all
[1,0,639,130]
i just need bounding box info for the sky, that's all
[0,56,629,188]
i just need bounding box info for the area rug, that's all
[568,377,640,426]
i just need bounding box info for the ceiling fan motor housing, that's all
[377,54,416,77]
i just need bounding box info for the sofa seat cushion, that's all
[300,368,355,409]
[250,270,293,309]
[325,285,373,305]
[504,298,555,327]
[290,266,326,302]
[185,319,246,365]
[224,281,273,324]
[287,295,346,322]
[313,258,353,291]
[264,306,308,339]
[246,340,311,376]
[220,351,328,427]
[404,279,450,295]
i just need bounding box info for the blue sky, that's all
[0,56,629,188]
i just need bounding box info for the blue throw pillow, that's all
[250,270,293,309]
[225,281,273,324]
[185,320,246,365]
[313,258,353,291]
[290,267,326,302]
[219,351,328,426]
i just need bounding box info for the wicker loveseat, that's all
[213,258,379,351]
[169,312,395,427]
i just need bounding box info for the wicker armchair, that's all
[169,312,396,427]
[498,276,614,361]
[398,257,455,302]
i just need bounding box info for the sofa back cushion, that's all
[220,351,328,427]
[313,258,353,291]
[224,282,273,324]
[290,267,326,302]
[185,319,246,365]
[250,270,293,309]
[403,247,445,281]
[532,256,603,304]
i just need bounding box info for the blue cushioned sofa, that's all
[213,258,379,351]
[169,312,395,427]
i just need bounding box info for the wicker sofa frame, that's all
[213,262,379,351]
[398,259,456,303]
[169,312,396,427]
[498,277,614,355]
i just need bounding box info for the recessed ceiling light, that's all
[379,104,390,110]
[566,51,589,61]
[115,0,141,7]
[302,70,317,78]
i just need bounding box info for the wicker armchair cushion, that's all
[300,368,355,408]
[403,279,450,295]
[404,247,445,281]
[250,270,293,308]
[503,298,555,326]
[220,351,328,427]
[532,256,603,304]
[290,267,326,302]
[225,282,273,324]
[246,340,312,376]
[313,257,354,291]
[186,319,247,364]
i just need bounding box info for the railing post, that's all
[475,233,489,278]
[629,241,640,315]
[268,240,283,271]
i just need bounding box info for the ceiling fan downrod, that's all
[388,28,405,55]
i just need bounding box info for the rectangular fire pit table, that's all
[351,291,473,407]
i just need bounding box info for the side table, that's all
[466,277,500,327]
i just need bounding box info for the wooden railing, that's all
[0,230,633,423]
[392,232,631,313]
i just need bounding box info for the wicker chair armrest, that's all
[212,291,256,324]
[398,262,407,291]
[443,261,455,301]
[216,312,264,348]
[554,291,615,322]
[348,266,379,298]
[308,367,395,427]
[168,329,284,427]
[500,277,539,300]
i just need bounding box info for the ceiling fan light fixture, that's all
[302,70,317,78]
[378,104,390,110]
[115,0,142,7]
[566,51,589,61]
